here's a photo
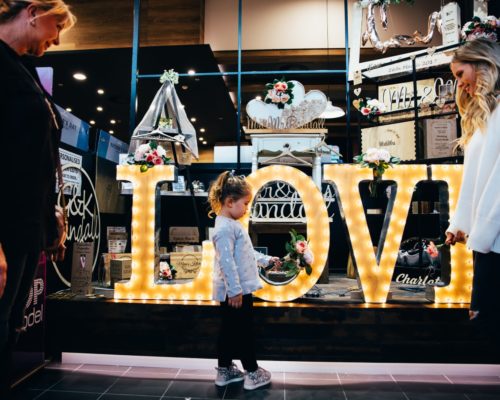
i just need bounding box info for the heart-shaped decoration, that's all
[246,81,327,129]
[354,88,362,97]
[352,99,361,110]
[427,47,436,56]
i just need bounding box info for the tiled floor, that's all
[10,361,500,400]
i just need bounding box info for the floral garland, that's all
[264,77,295,109]
[354,148,400,197]
[281,229,314,277]
[353,97,386,120]
[128,140,171,172]
[461,15,498,42]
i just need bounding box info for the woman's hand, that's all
[0,243,6,298]
[228,293,243,308]
[445,230,466,245]
[47,205,67,262]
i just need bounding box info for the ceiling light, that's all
[199,137,204,141]
[96,106,103,112]
[97,89,105,95]
[187,69,195,75]
[255,95,262,101]
[175,142,181,146]
[109,130,114,134]
[190,117,196,122]
[90,120,96,125]
[65,107,72,112]
[181,85,188,90]
[200,128,206,133]
[203,141,207,145]
[73,72,87,81]
[319,100,345,119]
[110,119,116,124]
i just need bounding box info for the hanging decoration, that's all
[128,69,199,159]
[360,0,443,54]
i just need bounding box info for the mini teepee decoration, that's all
[128,72,198,159]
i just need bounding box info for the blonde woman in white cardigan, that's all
[446,38,500,328]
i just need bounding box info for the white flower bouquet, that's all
[354,148,400,197]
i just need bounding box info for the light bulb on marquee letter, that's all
[431,165,473,304]
[245,165,330,302]
[324,164,427,303]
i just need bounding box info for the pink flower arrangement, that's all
[128,140,171,172]
[353,98,386,120]
[264,77,295,109]
[281,229,314,277]
[425,241,439,259]
[461,16,498,42]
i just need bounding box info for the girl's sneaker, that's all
[215,363,244,386]
[243,367,272,390]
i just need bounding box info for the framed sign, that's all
[361,120,416,161]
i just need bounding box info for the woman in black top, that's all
[0,1,75,395]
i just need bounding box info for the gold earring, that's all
[29,18,36,26]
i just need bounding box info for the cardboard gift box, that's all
[99,253,132,287]
[169,252,202,279]
[110,258,132,284]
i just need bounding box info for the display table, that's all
[247,131,326,188]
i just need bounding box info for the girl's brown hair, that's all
[0,0,76,30]
[207,171,251,217]
[452,38,500,148]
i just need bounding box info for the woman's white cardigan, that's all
[447,104,500,254]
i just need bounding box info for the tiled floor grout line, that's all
[95,365,131,400]
[159,368,181,400]
[31,372,68,400]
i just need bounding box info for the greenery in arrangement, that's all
[281,229,314,277]
[354,148,400,197]
[128,140,171,172]
[264,77,295,109]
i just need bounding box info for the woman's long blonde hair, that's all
[207,171,251,217]
[452,38,500,149]
[0,0,76,31]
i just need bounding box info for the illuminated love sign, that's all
[116,163,471,304]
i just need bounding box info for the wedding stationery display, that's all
[70,242,95,295]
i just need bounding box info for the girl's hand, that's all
[269,257,282,269]
[445,230,466,245]
[228,293,243,308]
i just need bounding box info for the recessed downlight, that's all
[73,72,87,81]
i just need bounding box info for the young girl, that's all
[208,171,281,390]
[446,39,499,332]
